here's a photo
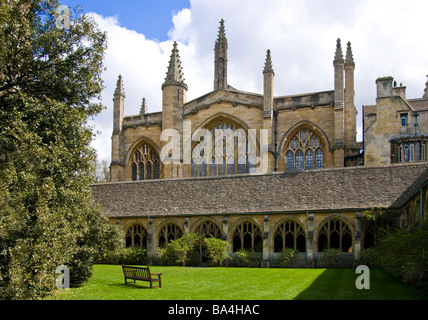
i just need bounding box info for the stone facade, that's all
[95,20,428,267]
[110,20,360,183]
[364,76,428,166]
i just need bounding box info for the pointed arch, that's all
[126,137,161,181]
[229,218,263,252]
[280,121,330,172]
[315,215,354,253]
[271,218,306,252]
[190,114,259,177]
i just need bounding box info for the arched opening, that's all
[317,217,353,252]
[191,117,257,177]
[232,220,262,252]
[195,220,222,262]
[273,219,306,252]
[284,126,325,172]
[125,223,148,248]
[157,222,183,249]
[130,141,161,181]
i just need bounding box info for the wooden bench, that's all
[121,265,162,288]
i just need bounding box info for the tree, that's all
[0,0,119,299]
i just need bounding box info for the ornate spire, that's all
[140,97,148,114]
[215,19,228,57]
[162,41,187,89]
[334,38,344,64]
[114,74,125,97]
[263,49,274,74]
[345,41,354,66]
[424,75,428,99]
[214,19,228,90]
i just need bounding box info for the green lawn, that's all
[48,264,427,300]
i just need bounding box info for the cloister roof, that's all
[91,163,428,218]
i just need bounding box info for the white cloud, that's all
[88,0,428,162]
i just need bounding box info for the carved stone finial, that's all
[114,74,125,97]
[140,97,148,114]
[334,38,344,64]
[345,41,354,66]
[263,49,274,74]
[162,41,187,89]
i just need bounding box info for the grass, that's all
[48,264,427,300]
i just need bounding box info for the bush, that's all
[204,238,231,267]
[98,247,147,265]
[318,248,341,268]
[360,248,381,268]
[371,225,428,293]
[276,248,296,268]
[155,234,201,266]
[234,249,262,267]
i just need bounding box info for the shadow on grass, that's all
[294,268,427,300]
[108,283,155,290]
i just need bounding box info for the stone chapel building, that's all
[91,20,428,267]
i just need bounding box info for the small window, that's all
[401,114,408,127]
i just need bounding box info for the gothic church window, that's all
[285,128,324,172]
[191,118,256,177]
[131,143,160,181]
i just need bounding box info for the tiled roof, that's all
[91,163,428,218]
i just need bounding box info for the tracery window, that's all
[131,143,160,181]
[125,223,148,248]
[232,221,262,252]
[195,220,222,239]
[273,220,306,252]
[158,222,183,248]
[317,218,353,253]
[285,128,324,172]
[191,118,256,177]
[195,220,222,260]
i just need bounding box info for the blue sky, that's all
[61,0,190,41]
[57,1,428,162]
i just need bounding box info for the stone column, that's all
[306,213,314,268]
[354,212,362,263]
[147,217,155,264]
[184,217,190,234]
[261,215,270,268]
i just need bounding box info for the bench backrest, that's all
[122,265,151,279]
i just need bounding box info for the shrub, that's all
[234,249,262,267]
[276,248,296,268]
[204,238,231,267]
[359,248,381,268]
[318,248,341,268]
[155,234,201,266]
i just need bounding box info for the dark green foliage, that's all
[155,234,201,266]
[204,237,231,267]
[318,249,341,268]
[361,225,428,294]
[276,248,296,268]
[0,0,120,299]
